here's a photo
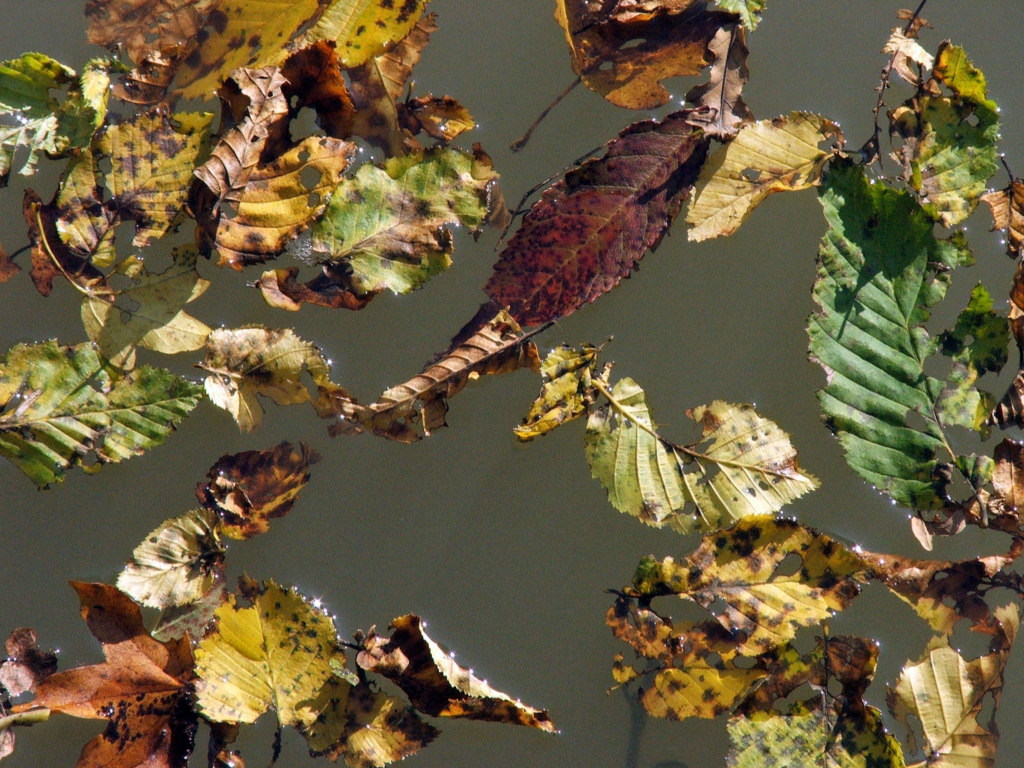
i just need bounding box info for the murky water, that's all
[3,2,1024,766]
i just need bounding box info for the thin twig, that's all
[510,77,581,152]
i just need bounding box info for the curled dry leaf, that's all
[196,441,321,539]
[981,180,1024,260]
[357,615,556,731]
[684,23,752,140]
[884,26,935,86]
[515,344,602,440]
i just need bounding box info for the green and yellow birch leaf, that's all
[303,677,438,766]
[310,148,499,297]
[888,604,1018,768]
[194,581,341,727]
[713,0,765,30]
[117,508,225,610]
[54,148,116,265]
[293,0,429,68]
[585,378,818,533]
[894,43,1000,227]
[0,340,203,488]
[0,53,108,183]
[630,517,865,654]
[515,344,601,440]
[199,326,340,432]
[81,245,212,369]
[727,701,905,768]
[686,112,841,241]
[936,284,1008,433]
[807,161,981,511]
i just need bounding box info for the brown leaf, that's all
[0,241,18,283]
[280,42,355,139]
[196,441,320,539]
[356,615,555,731]
[989,370,1024,430]
[555,0,732,109]
[328,310,541,442]
[484,111,707,326]
[85,0,216,67]
[981,180,1024,260]
[883,26,934,87]
[400,95,475,142]
[255,267,371,311]
[12,583,196,768]
[684,23,752,139]
[993,439,1024,513]
[1,628,58,697]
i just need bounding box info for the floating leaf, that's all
[279,42,356,140]
[884,27,934,86]
[196,441,320,539]
[117,508,225,610]
[310,147,499,297]
[807,161,979,510]
[0,240,17,283]
[1,628,57,697]
[194,581,340,727]
[992,439,1024,516]
[684,23,752,140]
[586,378,818,532]
[0,340,203,488]
[686,112,841,241]
[199,327,342,432]
[515,344,601,440]
[152,582,228,643]
[485,111,707,326]
[555,0,729,109]
[981,180,1024,260]
[357,615,555,731]
[23,189,104,297]
[292,0,429,69]
[331,310,540,442]
[713,0,765,30]
[630,517,865,654]
[81,245,213,369]
[11,583,196,768]
[85,0,218,64]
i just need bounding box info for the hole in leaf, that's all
[620,38,647,50]
[771,552,803,579]
[740,167,761,183]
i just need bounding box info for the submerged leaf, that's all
[486,111,707,326]
[0,340,203,488]
[117,508,225,610]
[686,112,841,241]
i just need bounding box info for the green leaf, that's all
[117,508,225,610]
[515,344,601,440]
[585,379,818,533]
[807,161,981,510]
[714,0,767,30]
[311,148,498,297]
[0,53,108,183]
[0,340,203,488]
[193,581,341,727]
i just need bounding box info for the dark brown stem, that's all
[510,77,582,152]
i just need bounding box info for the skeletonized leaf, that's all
[888,604,1018,768]
[981,180,1024,260]
[310,147,499,297]
[117,508,225,610]
[81,244,212,369]
[357,615,555,731]
[0,340,203,488]
[330,310,540,442]
[686,112,841,241]
[196,441,320,539]
[586,379,818,533]
[684,23,752,140]
[515,344,601,440]
[194,582,341,727]
[199,327,342,432]
[630,517,865,654]
[486,111,707,326]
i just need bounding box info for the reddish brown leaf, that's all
[485,111,708,326]
[1,628,57,697]
[280,42,355,139]
[12,583,195,768]
[684,23,752,139]
[0,241,18,283]
[196,441,320,539]
[255,267,371,311]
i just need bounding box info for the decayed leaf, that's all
[807,161,981,512]
[486,111,707,326]
[586,379,818,533]
[888,604,1018,767]
[24,189,104,297]
[630,517,865,654]
[0,53,108,183]
[199,326,343,432]
[302,677,438,766]
[330,310,540,442]
[255,266,370,312]
[279,42,356,140]
[357,615,555,731]
[117,508,225,610]
[515,344,601,440]
[1,628,58,697]
[401,95,475,143]
[884,26,934,86]
[684,23,751,139]
[981,180,1024,260]
[152,582,228,643]
[81,245,213,369]
[310,147,499,297]
[196,441,320,539]
[85,0,218,64]
[12,582,196,768]
[0,340,203,488]
[892,42,1000,227]
[0,240,17,283]
[686,112,841,241]
[555,0,731,109]
[194,582,340,727]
